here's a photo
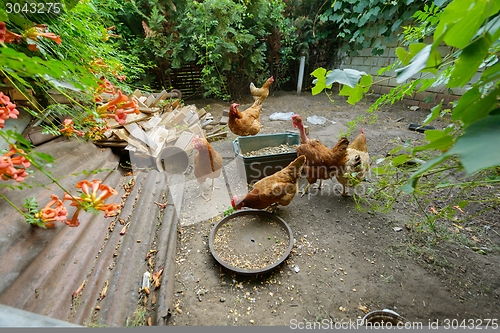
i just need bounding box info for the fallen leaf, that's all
[145,250,157,260]
[453,205,464,213]
[147,317,152,326]
[422,253,434,264]
[472,236,481,243]
[72,280,86,299]
[154,201,168,209]
[120,222,130,235]
[109,220,116,232]
[358,304,369,314]
[430,207,439,215]
[144,287,150,295]
[152,267,164,289]
[100,280,109,300]
[393,227,403,232]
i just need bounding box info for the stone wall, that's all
[336,38,478,110]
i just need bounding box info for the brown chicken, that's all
[250,76,274,104]
[292,114,349,196]
[336,128,370,196]
[192,135,223,201]
[231,155,306,211]
[228,101,262,136]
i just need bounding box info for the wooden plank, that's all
[185,110,199,127]
[138,107,160,114]
[188,123,204,138]
[146,126,169,157]
[151,90,168,107]
[100,92,116,101]
[93,141,128,148]
[164,111,187,129]
[166,128,176,143]
[113,129,149,153]
[174,131,195,153]
[134,96,148,108]
[159,109,177,125]
[124,123,158,151]
[141,115,162,131]
[197,107,207,120]
[219,116,229,125]
[144,94,156,107]
[207,125,225,136]
[207,131,228,142]
[133,89,142,98]
[113,129,130,141]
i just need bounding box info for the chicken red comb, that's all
[291,114,302,127]
[231,195,238,207]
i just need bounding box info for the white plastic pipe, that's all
[297,55,306,96]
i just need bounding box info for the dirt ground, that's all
[167,90,500,327]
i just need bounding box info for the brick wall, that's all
[336,37,477,110]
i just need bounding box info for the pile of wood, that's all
[93,89,228,160]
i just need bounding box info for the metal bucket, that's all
[362,309,408,327]
[155,146,190,174]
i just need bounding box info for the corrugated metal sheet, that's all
[0,138,178,327]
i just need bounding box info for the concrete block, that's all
[351,57,365,66]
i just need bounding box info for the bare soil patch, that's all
[168,91,500,327]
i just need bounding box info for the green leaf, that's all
[434,0,500,49]
[400,177,420,194]
[391,154,410,166]
[325,68,367,88]
[412,133,455,153]
[339,84,363,105]
[453,86,500,126]
[423,101,443,125]
[402,153,453,193]
[396,45,431,83]
[359,74,373,89]
[338,74,372,105]
[395,43,430,66]
[449,34,492,87]
[447,114,500,174]
[389,146,403,155]
[479,61,500,85]
[452,87,482,121]
[311,67,332,95]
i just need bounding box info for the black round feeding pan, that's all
[209,209,294,275]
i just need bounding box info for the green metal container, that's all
[232,133,300,185]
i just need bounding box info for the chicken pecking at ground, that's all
[335,128,370,196]
[292,114,350,196]
[231,155,306,212]
[228,100,262,136]
[192,135,223,201]
[250,76,274,104]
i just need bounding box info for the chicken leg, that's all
[195,184,208,200]
[196,179,220,202]
[300,180,323,197]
